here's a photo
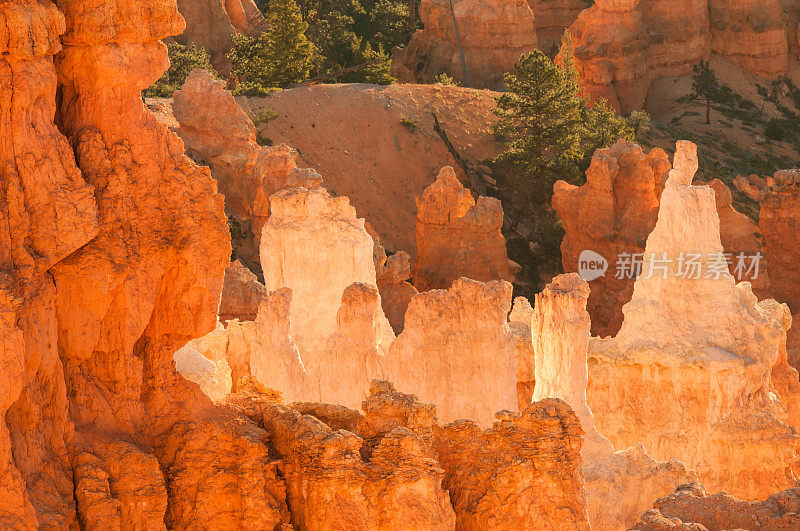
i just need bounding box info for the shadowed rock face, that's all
[391,0,538,89]
[413,166,519,292]
[587,141,799,500]
[569,0,791,112]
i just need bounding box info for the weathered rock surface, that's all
[173,69,322,272]
[175,0,263,74]
[587,141,799,499]
[509,296,536,410]
[218,260,267,322]
[413,166,518,292]
[392,0,538,89]
[434,399,590,529]
[569,0,792,112]
[632,482,800,530]
[228,388,457,530]
[527,0,586,52]
[532,274,697,530]
[386,278,516,426]
[173,344,232,401]
[260,186,394,370]
[554,140,768,337]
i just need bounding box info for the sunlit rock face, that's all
[587,141,799,500]
[532,274,696,530]
[375,246,418,334]
[569,0,790,112]
[413,166,519,292]
[386,278,517,426]
[526,0,586,52]
[391,0,538,89]
[173,69,322,273]
[554,140,768,338]
[260,186,395,374]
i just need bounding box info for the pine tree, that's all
[690,60,721,124]
[229,0,314,91]
[493,50,584,186]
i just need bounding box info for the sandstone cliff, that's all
[391,0,538,89]
[587,141,799,499]
[413,166,519,292]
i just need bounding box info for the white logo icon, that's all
[578,250,608,281]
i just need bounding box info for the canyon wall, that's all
[569,0,792,112]
[587,141,799,499]
[173,69,323,273]
[391,0,538,89]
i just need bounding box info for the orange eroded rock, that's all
[631,482,800,530]
[391,0,538,89]
[587,141,799,499]
[554,140,767,337]
[386,278,517,426]
[375,246,419,334]
[218,260,268,323]
[569,0,791,112]
[509,296,536,410]
[413,166,519,292]
[531,274,697,529]
[526,0,586,52]
[173,69,322,272]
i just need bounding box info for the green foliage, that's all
[229,0,314,90]
[493,40,633,195]
[144,43,214,97]
[626,109,652,139]
[400,117,418,130]
[765,118,790,141]
[434,72,457,86]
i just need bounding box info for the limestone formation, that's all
[375,247,418,334]
[0,0,297,524]
[173,344,232,401]
[413,166,519,292]
[173,69,322,272]
[391,0,538,89]
[175,0,263,74]
[386,278,517,426]
[587,141,799,499]
[218,260,267,322]
[532,274,697,530]
[554,140,768,337]
[260,186,394,369]
[569,0,792,112]
[632,482,800,530]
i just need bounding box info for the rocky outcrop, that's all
[553,141,670,337]
[260,186,394,368]
[632,482,800,530]
[174,0,263,74]
[229,390,457,530]
[554,140,767,337]
[532,274,697,530]
[413,166,519,292]
[375,246,418,334]
[587,141,799,499]
[173,69,322,272]
[218,260,267,322]
[569,0,791,112]
[173,344,232,401]
[386,278,517,426]
[434,399,590,529]
[391,0,538,89]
